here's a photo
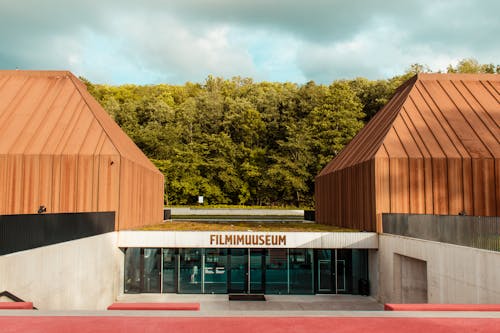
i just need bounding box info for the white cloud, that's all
[297,16,498,82]
[108,14,257,83]
[0,0,498,84]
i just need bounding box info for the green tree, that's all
[309,81,365,169]
[447,58,500,74]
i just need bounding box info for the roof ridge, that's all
[67,73,159,171]
[319,73,500,178]
[0,70,72,77]
[319,75,418,175]
[416,73,500,81]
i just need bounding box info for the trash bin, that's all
[163,208,171,221]
[358,278,370,296]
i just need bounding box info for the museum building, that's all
[120,231,376,295]
[0,71,499,309]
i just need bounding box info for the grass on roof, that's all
[169,205,312,210]
[139,220,356,232]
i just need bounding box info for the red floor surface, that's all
[107,302,200,310]
[0,302,33,309]
[385,303,500,311]
[1,316,499,333]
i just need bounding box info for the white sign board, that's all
[118,231,378,249]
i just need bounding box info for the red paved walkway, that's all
[1,316,499,333]
[385,303,500,311]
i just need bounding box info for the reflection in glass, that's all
[124,248,141,293]
[162,249,177,293]
[228,249,247,293]
[143,248,161,293]
[204,248,227,293]
[336,249,352,294]
[265,249,288,294]
[289,249,313,294]
[250,249,264,293]
[179,248,202,293]
[317,249,334,292]
[123,247,369,296]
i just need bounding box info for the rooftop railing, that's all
[382,214,500,252]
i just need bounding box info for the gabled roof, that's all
[320,73,500,176]
[0,70,158,171]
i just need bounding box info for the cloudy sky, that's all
[0,0,498,85]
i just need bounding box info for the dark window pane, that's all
[228,249,247,293]
[336,249,352,294]
[351,249,369,295]
[289,249,313,294]
[265,249,288,294]
[316,249,334,293]
[250,249,265,293]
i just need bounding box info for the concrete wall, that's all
[393,254,427,303]
[368,249,379,299]
[378,234,500,304]
[0,232,122,310]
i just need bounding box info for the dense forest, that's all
[83,58,499,207]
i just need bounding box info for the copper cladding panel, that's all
[317,74,499,231]
[0,70,164,229]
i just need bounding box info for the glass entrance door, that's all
[228,249,248,293]
[316,250,335,293]
[318,260,333,291]
[228,249,265,294]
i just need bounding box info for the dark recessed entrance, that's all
[124,247,368,295]
[314,249,362,294]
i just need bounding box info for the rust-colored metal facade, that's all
[0,70,164,230]
[316,74,500,232]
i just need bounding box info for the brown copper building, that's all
[0,70,164,230]
[316,74,500,232]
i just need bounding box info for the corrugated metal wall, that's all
[316,74,500,232]
[0,155,163,230]
[118,158,164,230]
[0,71,164,230]
[374,157,499,228]
[316,160,376,231]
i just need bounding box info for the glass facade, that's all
[289,249,314,294]
[265,249,288,294]
[228,248,247,293]
[204,248,228,294]
[124,248,161,293]
[162,248,177,293]
[179,248,202,293]
[124,248,141,293]
[124,248,369,295]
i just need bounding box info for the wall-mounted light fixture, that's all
[37,205,47,214]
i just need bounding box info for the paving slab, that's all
[116,294,385,312]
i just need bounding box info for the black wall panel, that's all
[0,212,115,255]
